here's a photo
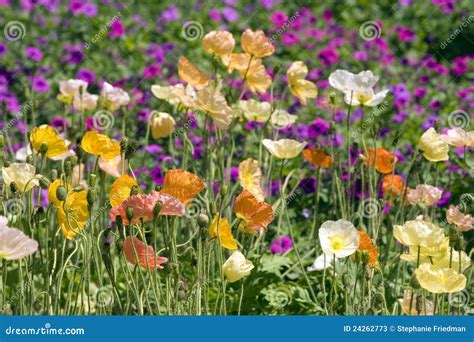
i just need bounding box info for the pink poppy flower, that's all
[406,185,443,207]
[446,205,474,232]
[123,236,167,270]
[109,191,184,225]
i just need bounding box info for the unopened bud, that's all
[125,207,134,222]
[39,143,48,155]
[197,213,209,228]
[130,185,139,196]
[56,186,68,201]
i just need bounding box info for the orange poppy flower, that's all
[382,175,404,197]
[357,230,379,267]
[123,236,167,270]
[363,147,397,174]
[303,147,333,168]
[159,169,205,205]
[178,56,209,89]
[234,190,274,234]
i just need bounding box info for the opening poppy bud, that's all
[153,201,163,217]
[154,185,163,191]
[89,174,97,187]
[329,92,336,105]
[56,185,68,201]
[50,169,58,181]
[125,206,134,222]
[39,176,50,189]
[197,213,209,228]
[130,185,139,196]
[220,184,228,197]
[210,202,217,215]
[409,274,420,289]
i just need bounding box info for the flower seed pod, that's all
[26,155,34,165]
[197,213,209,228]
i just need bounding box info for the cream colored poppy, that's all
[2,163,39,192]
[241,62,271,94]
[419,128,449,162]
[178,56,209,89]
[150,111,176,139]
[415,263,466,294]
[287,61,318,105]
[238,158,264,202]
[262,139,307,159]
[0,216,38,260]
[441,128,474,147]
[393,219,445,248]
[406,184,443,207]
[195,85,233,129]
[223,251,254,282]
[239,99,271,122]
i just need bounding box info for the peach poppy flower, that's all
[109,191,184,225]
[81,131,121,161]
[287,61,318,106]
[303,147,333,168]
[159,169,205,205]
[195,84,233,129]
[123,236,167,270]
[357,230,379,267]
[446,205,474,232]
[362,147,397,174]
[406,185,443,207]
[441,128,474,147]
[221,53,260,73]
[209,214,238,250]
[241,29,275,58]
[238,158,264,202]
[178,56,209,89]
[98,156,124,178]
[109,175,138,208]
[241,61,272,95]
[382,174,404,197]
[202,30,235,56]
[234,190,274,234]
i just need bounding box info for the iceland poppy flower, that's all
[81,131,121,161]
[109,174,138,208]
[356,230,379,267]
[209,214,238,250]
[382,174,404,197]
[30,125,68,158]
[319,219,359,258]
[234,190,274,234]
[223,250,254,282]
[202,30,235,56]
[159,169,205,206]
[241,29,275,58]
[362,147,397,174]
[287,61,318,106]
[0,216,38,260]
[57,190,89,240]
[238,158,264,202]
[303,147,333,168]
[123,236,167,270]
[178,56,209,89]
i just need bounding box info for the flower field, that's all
[0,0,473,316]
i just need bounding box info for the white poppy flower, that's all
[59,79,88,97]
[101,82,130,111]
[2,163,39,192]
[262,139,307,159]
[0,216,38,260]
[319,219,359,258]
[307,254,333,271]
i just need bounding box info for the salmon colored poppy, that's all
[159,169,205,205]
[209,214,238,250]
[178,56,209,89]
[109,191,184,225]
[109,174,138,208]
[357,230,379,267]
[303,147,333,168]
[123,236,167,270]
[362,147,397,174]
[382,174,404,197]
[234,190,274,234]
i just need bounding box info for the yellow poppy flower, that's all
[30,125,68,158]
[241,29,275,58]
[195,85,233,129]
[81,131,121,160]
[48,179,71,207]
[419,128,449,162]
[209,214,238,250]
[262,139,307,159]
[415,263,466,294]
[109,174,138,208]
[57,190,89,240]
[178,56,209,89]
[238,158,264,202]
[287,61,318,105]
[242,62,272,95]
[202,30,235,56]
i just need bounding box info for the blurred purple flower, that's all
[110,19,125,38]
[269,236,293,254]
[77,68,95,84]
[162,5,180,22]
[222,7,238,22]
[32,76,49,93]
[25,47,43,61]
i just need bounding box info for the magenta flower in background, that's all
[25,47,43,61]
[77,68,95,84]
[50,116,70,133]
[110,19,125,38]
[269,236,293,254]
[0,43,7,58]
[162,5,180,22]
[32,76,49,93]
[208,9,221,22]
[143,64,161,79]
[222,7,239,22]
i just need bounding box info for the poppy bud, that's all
[120,137,129,152]
[39,143,48,155]
[329,92,336,105]
[130,185,139,196]
[220,184,228,197]
[0,134,4,149]
[272,65,280,77]
[89,174,97,188]
[197,213,209,228]
[64,161,72,177]
[125,206,134,222]
[39,176,50,189]
[87,189,95,207]
[210,202,217,216]
[154,185,162,191]
[9,182,19,194]
[409,274,420,289]
[125,141,138,160]
[56,186,68,201]
[26,155,34,165]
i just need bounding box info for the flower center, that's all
[329,236,345,251]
